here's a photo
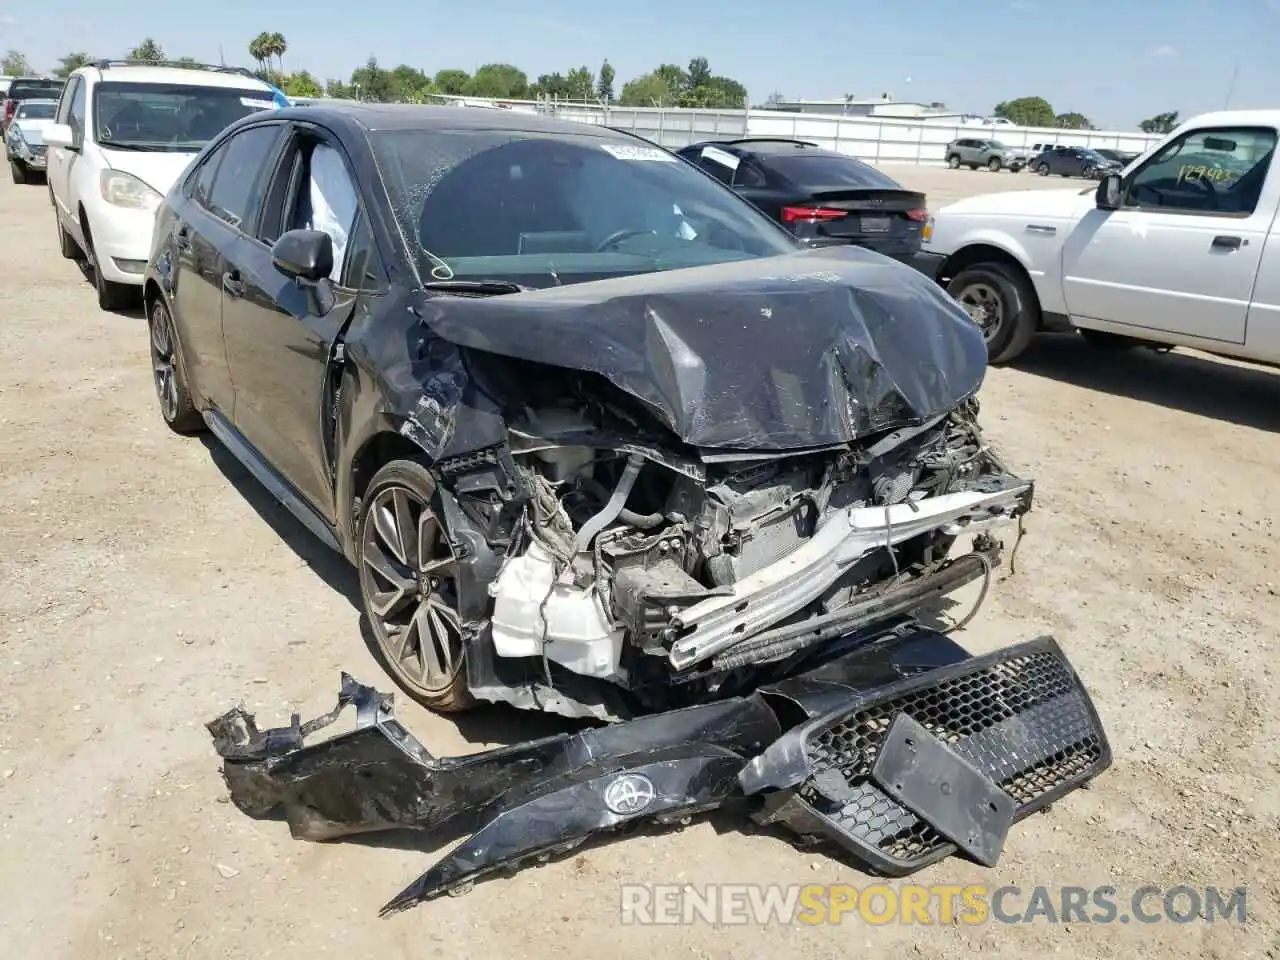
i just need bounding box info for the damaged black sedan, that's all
[147,104,1110,904]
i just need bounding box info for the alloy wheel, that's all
[150,301,180,422]
[361,486,464,695]
[956,282,1004,342]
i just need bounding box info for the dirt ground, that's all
[1,165,1277,960]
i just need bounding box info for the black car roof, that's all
[683,138,852,160]
[269,102,623,139]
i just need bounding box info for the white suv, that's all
[45,60,283,310]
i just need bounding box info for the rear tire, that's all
[147,296,205,435]
[949,263,1039,364]
[947,154,961,169]
[9,159,25,184]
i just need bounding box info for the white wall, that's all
[513,99,1167,165]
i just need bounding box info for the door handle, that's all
[222,270,245,298]
[174,225,191,250]
[1211,235,1243,251]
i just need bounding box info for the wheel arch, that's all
[336,428,432,560]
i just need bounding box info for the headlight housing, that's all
[100,169,163,212]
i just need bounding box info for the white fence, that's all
[517,100,1167,166]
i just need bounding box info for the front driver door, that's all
[221,126,384,519]
[1061,125,1277,344]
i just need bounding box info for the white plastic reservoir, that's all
[490,540,624,679]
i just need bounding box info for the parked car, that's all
[1093,147,1140,166]
[944,138,1024,172]
[45,59,282,310]
[5,97,56,183]
[913,110,1280,364]
[675,138,928,261]
[143,104,1046,724]
[1031,145,1122,179]
[2,77,64,134]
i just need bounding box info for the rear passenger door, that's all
[170,122,285,413]
[221,124,386,518]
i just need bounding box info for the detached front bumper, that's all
[208,621,1110,915]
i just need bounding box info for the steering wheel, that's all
[1182,171,1219,209]
[594,228,655,252]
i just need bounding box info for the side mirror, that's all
[43,122,75,150]
[1096,173,1123,210]
[271,229,333,283]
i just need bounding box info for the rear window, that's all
[763,153,901,189]
[8,80,64,100]
[16,101,55,120]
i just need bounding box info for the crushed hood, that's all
[415,246,988,451]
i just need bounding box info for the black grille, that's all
[797,638,1109,873]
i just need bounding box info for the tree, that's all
[566,66,594,101]
[466,63,527,99]
[1,50,31,75]
[619,70,680,107]
[128,38,165,63]
[283,70,322,98]
[992,96,1055,127]
[248,33,269,74]
[596,60,615,102]
[269,32,287,72]
[388,64,433,102]
[434,69,470,95]
[54,52,92,79]
[1140,110,1180,134]
[686,56,711,89]
[1055,111,1093,130]
[530,72,571,100]
[349,56,395,102]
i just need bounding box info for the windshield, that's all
[372,130,799,288]
[762,152,901,189]
[989,141,1006,149]
[93,82,277,152]
[16,101,54,119]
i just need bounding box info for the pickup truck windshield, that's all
[93,82,277,152]
[373,130,799,288]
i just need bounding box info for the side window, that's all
[696,145,739,185]
[1126,127,1277,216]
[732,161,767,188]
[67,79,86,143]
[187,143,226,207]
[340,213,387,290]
[55,77,78,124]
[205,125,282,231]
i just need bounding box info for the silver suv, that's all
[944,138,1025,172]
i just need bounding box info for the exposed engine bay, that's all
[435,387,1030,721]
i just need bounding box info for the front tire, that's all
[148,296,205,434]
[357,460,472,713]
[987,157,1002,172]
[1037,163,1050,176]
[949,263,1039,364]
[56,217,82,260]
[83,221,137,312]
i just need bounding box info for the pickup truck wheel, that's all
[987,157,1002,172]
[949,264,1038,364]
[947,154,961,169]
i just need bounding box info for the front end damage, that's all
[208,623,1110,915]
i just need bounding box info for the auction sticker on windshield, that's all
[599,144,677,162]
[240,97,277,110]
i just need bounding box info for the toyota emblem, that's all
[603,773,656,815]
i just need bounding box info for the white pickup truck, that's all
[913,109,1280,364]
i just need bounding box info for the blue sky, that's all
[9,0,1279,129]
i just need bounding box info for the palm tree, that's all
[269,32,287,73]
[248,33,269,74]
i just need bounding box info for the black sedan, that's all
[143,103,1018,722]
[676,138,928,262]
[1031,145,1122,179]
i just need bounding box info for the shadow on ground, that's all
[1015,334,1280,432]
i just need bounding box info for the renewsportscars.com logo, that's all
[620,883,1249,926]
